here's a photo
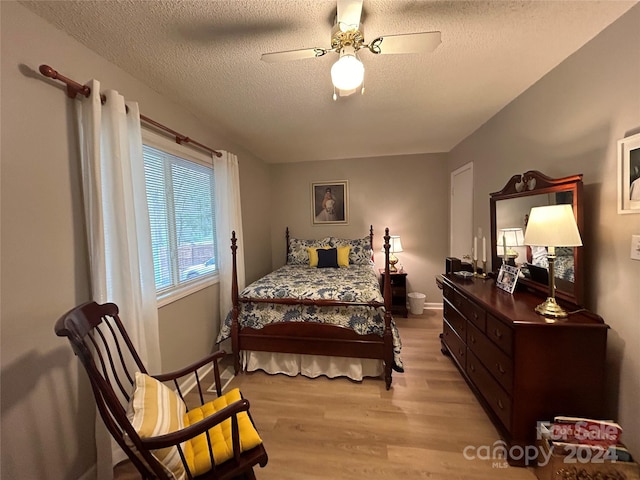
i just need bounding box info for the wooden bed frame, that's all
[229,226,395,389]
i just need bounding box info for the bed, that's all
[216,226,402,390]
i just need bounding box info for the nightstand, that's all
[379,269,408,318]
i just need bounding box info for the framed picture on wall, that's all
[311,181,349,225]
[618,132,640,214]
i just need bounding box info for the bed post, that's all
[382,227,393,390]
[369,225,374,250]
[285,227,290,261]
[230,231,240,375]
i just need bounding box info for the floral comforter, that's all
[217,264,403,370]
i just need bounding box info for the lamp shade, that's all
[524,204,582,247]
[331,47,364,91]
[382,235,403,253]
[497,228,525,247]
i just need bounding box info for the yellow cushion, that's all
[183,388,263,475]
[336,245,351,267]
[308,245,350,267]
[128,372,188,480]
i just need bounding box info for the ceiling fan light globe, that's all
[331,55,364,91]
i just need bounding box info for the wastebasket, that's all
[408,292,426,315]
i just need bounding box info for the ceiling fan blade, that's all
[369,31,441,55]
[337,0,363,31]
[261,47,328,63]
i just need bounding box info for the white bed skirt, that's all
[242,351,384,381]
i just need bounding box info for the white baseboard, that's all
[424,302,442,310]
[405,302,442,312]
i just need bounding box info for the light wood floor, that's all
[116,310,538,479]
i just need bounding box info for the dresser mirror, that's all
[490,170,583,306]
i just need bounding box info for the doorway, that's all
[450,163,473,260]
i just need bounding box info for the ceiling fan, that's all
[261,0,441,99]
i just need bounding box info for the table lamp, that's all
[523,204,582,319]
[497,227,525,266]
[382,235,403,272]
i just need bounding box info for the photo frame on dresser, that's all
[618,132,640,214]
[496,264,520,294]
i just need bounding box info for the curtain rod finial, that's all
[39,64,56,78]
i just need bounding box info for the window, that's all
[142,133,217,299]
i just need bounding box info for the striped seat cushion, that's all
[127,372,189,479]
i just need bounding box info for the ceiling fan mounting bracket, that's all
[331,24,365,53]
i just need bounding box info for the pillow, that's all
[287,237,332,265]
[184,388,262,474]
[331,236,373,265]
[127,372,188,480]
[336,245,351,267]
[307,246,330,267]
[555,247,573,257]
[317,247,339,268]
[309,245,350,267]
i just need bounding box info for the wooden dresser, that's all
[440,274,608,466]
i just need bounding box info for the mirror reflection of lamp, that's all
[523,204,582,319]
[381,236,403,272]
[497,228,525,266]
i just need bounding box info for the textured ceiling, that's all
[21,0,637,163]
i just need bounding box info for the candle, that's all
[473,236,478,261]
[482,236,486,262]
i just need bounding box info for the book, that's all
[549,416,622,448]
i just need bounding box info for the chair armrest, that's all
[139,398,250,450]
[153,349,226,383]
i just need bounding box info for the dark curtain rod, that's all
[39,64,222,158]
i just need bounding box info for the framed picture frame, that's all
[496,264,520,294]
[311,181,349,225]
[617,132,640,214]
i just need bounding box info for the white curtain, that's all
[76,80,161,478]
[214,151,245,328]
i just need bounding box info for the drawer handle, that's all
[473,312,479,320]
[494,328,503,339]
[470,364,476,372]
[496,363,506,374]
[458,348,464,356]
[497,399,504,410]
[470,335,476,344]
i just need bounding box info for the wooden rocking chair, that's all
[55,301,268,480]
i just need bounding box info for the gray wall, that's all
[449,4,640,456]
[0,3,271,479]
[3,2,639,479]
[270,153,450,305]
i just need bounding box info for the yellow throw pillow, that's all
[336,245,351,267]
[307,246,330,267]
[127,372,188,480]
[308,245,350,267]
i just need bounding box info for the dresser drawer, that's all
[443,284,455,303]
[442,320,466,370]
[467,322,513,393]
[486,314,513,356]
[443,300,467,342]
[461,298,486,332]
[467,350,512,430]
